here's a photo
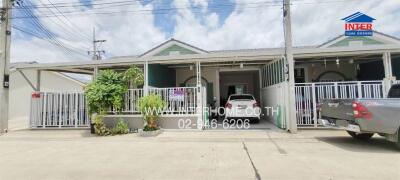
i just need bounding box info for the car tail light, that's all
[32,92,41,98]
[352,101,372,119]
[225,103,232,109]
[253,102,260,108]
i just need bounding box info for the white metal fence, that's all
[120,89,144,113]
[30,92,90,128]
[149,87,198,114]
[294,81,386,127]
[30,87,201,128]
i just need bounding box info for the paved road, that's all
[0,129,399,180]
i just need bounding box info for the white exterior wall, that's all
[298,63,357,82]
[261,82,287,129]
[9,70,84,129]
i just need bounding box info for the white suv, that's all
[224,94,261,123]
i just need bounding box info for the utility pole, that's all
[0,0,12,133]
[283,0,297,133]
[88,28,106,78]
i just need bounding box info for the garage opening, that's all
[219,70,260,106]
[211,70,275,130]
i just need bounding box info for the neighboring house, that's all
[12,31,400,130]
[9,62,86,129]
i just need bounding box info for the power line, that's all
[13,25,89,58]
[11,2,283,19]
[13,7,89,58]
[43,0,93,41]
[26,0,92,46]
[13,1,91,58]
[12,0,282,9]
[10,0,358,19]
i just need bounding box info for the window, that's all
[169,51,180,55]
[349,41,363,47]
[229,95,254,101]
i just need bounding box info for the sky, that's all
[7,0,400,63]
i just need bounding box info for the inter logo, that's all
[342,12,375,36]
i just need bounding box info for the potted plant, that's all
[137,94,165,136]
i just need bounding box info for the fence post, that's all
[75,93,78,128]
[59,93,62,128]
[29,93,33,128]
[334,82,339,99]
[311,83,317,127]
[196,86,203,130]
[382,80,389,98]
[42,93,47,128]
[357,81,362,98]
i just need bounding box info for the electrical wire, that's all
[10,0,359,19]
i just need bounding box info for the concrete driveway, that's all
[0,129,399,180]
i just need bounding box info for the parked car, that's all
[318,84,400,149]
[224,94,261,123]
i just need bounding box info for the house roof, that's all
[11,32,400,73]
[139,38,208,57]
[317,31,400,48]
[108,30,400,60]
[342,12,376,22]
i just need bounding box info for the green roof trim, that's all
[154,44,199,56]
[328,36,385,47]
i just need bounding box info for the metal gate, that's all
[294,81,386,127]
[30,92,90,128]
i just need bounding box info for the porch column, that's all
[196,61,203,130]
[383,52,394,96]
[196,61,201,87]
[36,70,41,91]
[144,60,149,95]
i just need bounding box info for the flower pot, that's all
[138,129,163,137]
[90,123,95,134]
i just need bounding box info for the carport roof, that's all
[13,43,400,74]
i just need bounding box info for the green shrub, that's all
[85,70,127,114]
[111,119,129,135]
[92,115,111,136]
[123,65,144,88]
[137,94,165,131]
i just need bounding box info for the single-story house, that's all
[12,31,400,131]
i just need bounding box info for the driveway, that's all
[0,129,399,180]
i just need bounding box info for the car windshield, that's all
[229,95,254,100]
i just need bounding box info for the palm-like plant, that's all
[137,94,165,131]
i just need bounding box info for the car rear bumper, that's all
[318,119,361,133]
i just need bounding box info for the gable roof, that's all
[318,31,400,48]
[139,38,208,57]
[342,12,376,23]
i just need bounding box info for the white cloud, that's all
[172,0,283,50]
[291,0,400,46]
[10,0,400,63]
[11,0,166,63]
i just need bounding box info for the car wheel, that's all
[347,131,374,140]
